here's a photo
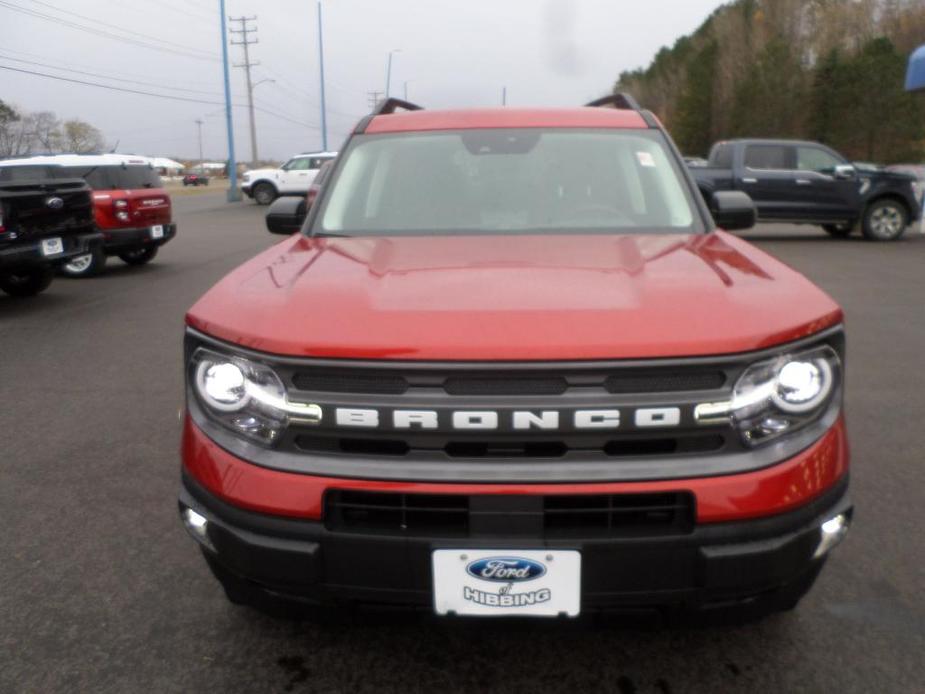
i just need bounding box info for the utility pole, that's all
[219,0,240,202]
[385,49,401,98]
[317,2,328,152]
[230,15,260,166]
[367,90,383,111]
[502,86,507,106]
[195,119,204,173]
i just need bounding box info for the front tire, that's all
[60,246,106,278]
[862,199,908,241]
[822,223,853,238]
[118,246,158,266]
[0,266,55,297]
[252,182,277,206]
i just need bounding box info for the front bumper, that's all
[0,231,102,270]
[179,415,852,614]
[180,472,850,614]
[99,222,176,253]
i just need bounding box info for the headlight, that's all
[696,345,841,446]
[190,348,321,444]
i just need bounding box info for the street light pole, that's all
[317,1,328,152]
[218,0,240,202]
[385,49,401,98]
[195,119,204,173]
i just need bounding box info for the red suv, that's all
[179,97,851,621]
[0,155,177,276]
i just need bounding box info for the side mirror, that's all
[265,197,306,235]
[834,164,856,180]
[710,191,756,231]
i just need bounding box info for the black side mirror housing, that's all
[265,197,307,235]
[710,190,756,231]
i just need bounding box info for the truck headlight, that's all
[190,348,321,444]
[695,345,840,446]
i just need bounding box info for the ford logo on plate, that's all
[45,196,64,210]
[466,556,546,583]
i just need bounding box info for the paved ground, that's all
[2,191,923,693]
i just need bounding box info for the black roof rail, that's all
[372,97,424,116]
[585,93,642,111]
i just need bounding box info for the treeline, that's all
[617,0,925,162]
[0,99,107,158]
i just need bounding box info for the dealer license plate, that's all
[41,237,63,256]
[432,549,581,617]
[150,225,165,239]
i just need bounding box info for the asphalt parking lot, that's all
[2,191,923,694]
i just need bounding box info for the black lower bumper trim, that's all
[0,231,103,270]
[179,472,850,614]
[100,223,176,252]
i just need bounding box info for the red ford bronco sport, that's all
[0,155,176,276]
[179,96,851,621]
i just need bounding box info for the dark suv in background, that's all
[693,139,922,240]
[0,166,102,297]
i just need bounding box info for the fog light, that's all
[181,507,215,552]
[813,513,849,559]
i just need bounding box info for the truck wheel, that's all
[862,200,908,241]
[822,224,853,238]
[60,246,106,278]
[252,182,277,206]
[0,267,55,297]
[118,246,158,266]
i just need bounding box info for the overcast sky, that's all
[0,0,726,162]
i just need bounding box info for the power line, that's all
[125,0,214,23]
[0,0,219,62]
[23,0,217,57]
[0,52,224,97]
[0,45,219,89]
[230,15,261,164]
[0,64,322,131]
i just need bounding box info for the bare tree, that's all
[61,119,106,154]
[0,99,29,158]
[28,111,62,153]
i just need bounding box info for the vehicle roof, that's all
[365,107,649,134]
[293,151,338,158]
[0,153,155,167]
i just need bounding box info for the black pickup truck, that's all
[0,166,102,297]
[693,139,923,240]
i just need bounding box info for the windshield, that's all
[59,165,161,190]
[0,164,161,189]
[0,165,79,182]
[312,129,702,236]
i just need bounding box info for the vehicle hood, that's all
[242,168,280,180]
[187,231,842,360]
[866,169,917,184]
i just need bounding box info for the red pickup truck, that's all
[0,155,176,276]
[179,96,851,622]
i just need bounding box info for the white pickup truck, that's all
[240,151,337,205]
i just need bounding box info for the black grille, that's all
[444,376,568,395]
[605,370,726,393]
[292,370,408,394]
[289,366,728,396]
[326,491,470,536]
[295,433,725,458]
[325,491,695,538]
